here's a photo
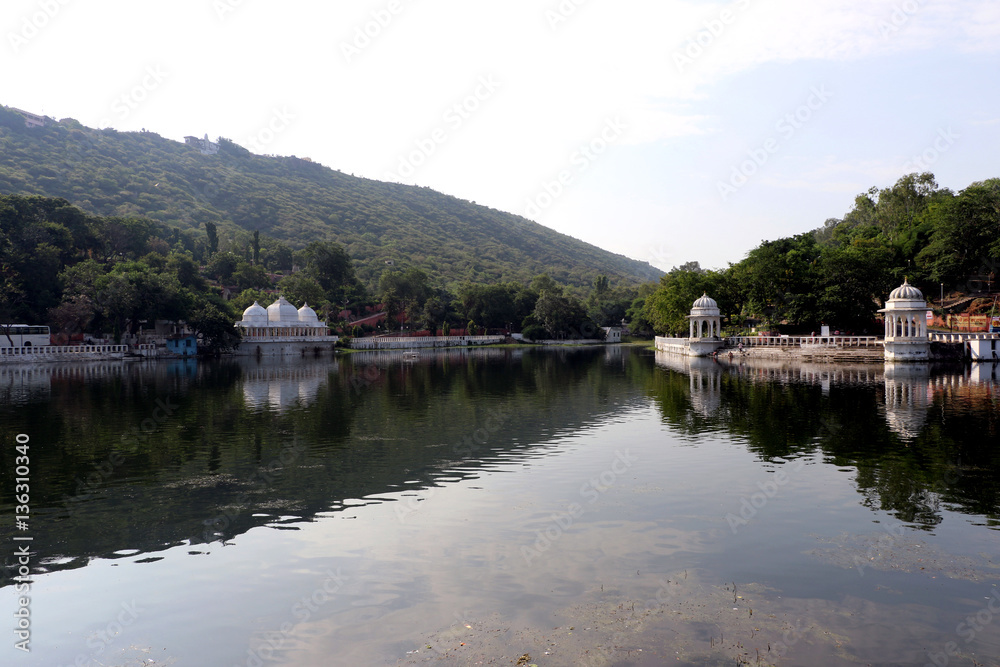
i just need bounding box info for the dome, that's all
[266,296,300,325]
[889,279,924,301]
[692,293,718,309]
[298,303,320,324]
[241,301,267,325]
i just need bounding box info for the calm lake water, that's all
[1,346,998,666]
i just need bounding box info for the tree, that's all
[533,292,595,339]
[230,288,273,314]
[916,179,1000,288]
[233,262,271,292]
[260,239,293,272]
[48,295,95,334]
[204,221,219,256]
[586,275,635,327]
[95,261,186,341]
[421,295,448,334]
[277,273,325,308]
[301,241,364,305]
[458,283,516,330]
[729,235,819,327]
[166,251,206,291]
[205,252,241,283]
[643,265,722,336]
[530,274,563,297]
[251,230,261,265]
[189,302,241,354]
[379,268,431,330]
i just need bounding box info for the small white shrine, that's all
[234,296,338,356]
[655,293,726,357]
[878,279,930,361]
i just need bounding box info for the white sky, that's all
[4,0,999,272]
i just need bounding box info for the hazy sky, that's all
[4,0,999,272]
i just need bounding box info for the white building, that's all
[654,293,725,357]
[234,297,338,356]
[184,133,219,155]
[601,326,622,343]
[879,279,930,361]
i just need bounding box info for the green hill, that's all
[0,105,661,291]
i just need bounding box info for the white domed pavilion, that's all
[234,296,338,356]
[655,293,726,356]
[689,293,721,339]
[878,279,930,361]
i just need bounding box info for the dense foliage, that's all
[0,193,635,343]
[0,107,661,294]
[640,173,1000,335]
[0,194,240,350]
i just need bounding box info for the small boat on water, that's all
[402,351,420,361]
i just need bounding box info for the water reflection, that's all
[883,364,932,440]
[240,357,336,412]
[0,347,648,583]
[650,351,999,531]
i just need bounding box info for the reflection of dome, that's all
[693,293,718,309]
[888,279,924,301]
[267,296,300,325]
[883,364,931,440]
[241,359,334,412]
[298,303,320,324]
[242,301,268,325]
[689,364,723,417]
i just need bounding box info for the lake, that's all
[1,346,998,666]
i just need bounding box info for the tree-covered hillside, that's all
[0,106,661,292]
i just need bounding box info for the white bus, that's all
[0,324,51,348]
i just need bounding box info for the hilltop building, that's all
[184,133,219,155]
[234,296,338,357]
[7,106,51,128]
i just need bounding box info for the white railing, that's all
[727,335,883,348]
[929,332,1000,343]
[350,335,504,350]
[0,344,128,356]
[237,335,338,343]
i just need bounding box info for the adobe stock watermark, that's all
[7,0,72,54]
[724,459,806,534]
[96,65,169,127]
[521,449,638,564]
[385,75,501,182]
[524,116,628,218]
[900,127,958,173]
[340,0,409,64]
[717,85,832,202]
[876,0,922,39]
[244,106,295,154]
[673,0,752,73]
[544,0,589,31]
[924,587,1000,667]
